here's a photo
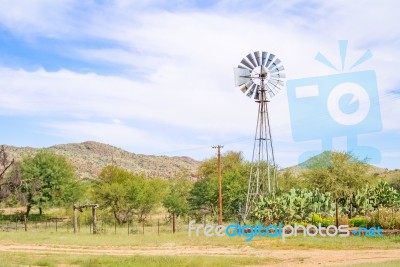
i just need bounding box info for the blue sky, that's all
[0,0,399,169]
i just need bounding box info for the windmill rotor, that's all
[234,51,285,100]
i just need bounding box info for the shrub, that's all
[349,217,367,227]
[368,208,400,229]
[310,213,333,227]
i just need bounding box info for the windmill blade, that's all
[254,86,260,100]
[254,51,261,66]
[246,53,257,68]
[240,58,254,70]
[233,67,251,86]
[270,73,286,79]
[246,83,257,98]
[268,58,281,69]
[269,78,285,87]
[240,80,254,93]
[265,84,276,98]
[267,80,282,92]
[268,90,275,98]
[265,53,275,68]
[261,51,267,66]
[270,65,285,74]
[268,79,284,88]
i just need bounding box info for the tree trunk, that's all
[349,203,353,218]
[24,214,27,232]
[172,213,176,234]
[26,205,31,217]
[335,198,339,228]
[113,212,121,225]
[377,206,380,226]
[39,207,42,216]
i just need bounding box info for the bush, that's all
[310,213,333,227]
[368,208,400,229]
[349,217,367,227]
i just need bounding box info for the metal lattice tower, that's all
[233,51,285,219]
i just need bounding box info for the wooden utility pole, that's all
[212,145,223,225]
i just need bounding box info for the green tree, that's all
[303,151,372,227]
[163,176,193,232]
[21,150,76,216]
[92,165,137,224]
[134,176,168,222]
[92,165,167,224]
[189,151,248,221]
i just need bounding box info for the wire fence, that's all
[0,215,190,235]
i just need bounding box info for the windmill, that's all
[233,51,286,219]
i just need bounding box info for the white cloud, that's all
[0,0,399,167]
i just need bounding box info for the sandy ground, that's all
[0,243,400,266]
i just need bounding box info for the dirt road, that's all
[0,243,399,266]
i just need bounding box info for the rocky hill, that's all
[3,141,200,180]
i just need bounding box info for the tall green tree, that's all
[134,176,168,222]
[21,150,76,216]
[92,165,137,224]
[303,151,372,227]
[189,151,249,221]
[92,165,167,224]
[163,175,193,232]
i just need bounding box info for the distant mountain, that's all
[3,141,200,180]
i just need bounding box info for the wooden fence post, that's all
[172,213,176,234]
[24,214,27,232]
[73,205,78,234]
[92,206,97,234]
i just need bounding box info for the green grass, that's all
[1,229,400,249]
[347,260,400,267]
[251,234,400,250]
[1,223,400,267]
[0,252,276,267]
